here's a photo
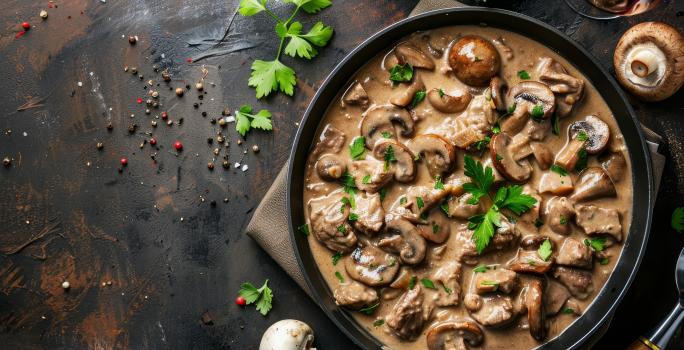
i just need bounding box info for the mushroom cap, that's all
[448,35,501,86]
[391,78,426,107]
[372,141,415,183]
[488,76,508,112]
[408,134,457,178]
[315,154,347,181]
[345,244,400,286]
[360,104,414,149]
[507,81,556,119]
[491,133,532,183]
[395,42,435,70]
[259,319,314,350]
[427,88,472,113]
[425,320,484,350]
[614,22,684,101]
[379,218,427,265]
[569,115,610,154]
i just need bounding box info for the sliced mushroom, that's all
[379,218,427,265]
[333,281,379,309]
[373,141,415,182]
[530,142,553,170]
[426,320,484,350]
[448,36,501,86]
[395,42,435,70]
[526,279,546,341]
[538,170,574,196]
[570,167,616,202]
[350,159,392,193]
[508,249,553,275]
[568,115,610,154]
[391,78,426,107]
[386,285,425,340]
[501,81,556,135]
[417,211,451,244]
[426,33,451,58]
[390,267,413,289]
[544,196,576,235]
[308,191,357,253]
[315,154,347,181]
[360,104,414,149]
[408,134,457,178]
[488,76,508,112]
[427,88,472,113]
[345,244,400,286]
[601,151,627,183]
[341,81,369,108]
[491,132,532,183]
[537,57,585,117]
[614,22,684,101]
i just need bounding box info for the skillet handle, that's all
[626,337,659,350]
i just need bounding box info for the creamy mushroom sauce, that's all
[302,25,632,349]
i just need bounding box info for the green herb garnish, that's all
[517,70,531,79]
[389,64,413,83]
[238,279,274,316]
[335,271,344,283]
[551,164,568,176]
[332,252,342,265]
[421,278,436,289]
[235,104,273,136]
[298,224,310,236]
[411,89,426,108]
[538,239,553,261]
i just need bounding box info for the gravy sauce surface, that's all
[302,25,632,349]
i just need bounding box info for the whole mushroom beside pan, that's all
[613,22,684,101]
[259,319,316,350]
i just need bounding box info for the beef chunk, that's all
[333,281,379,309]
[556,238,593,268]
[544,280,571,316]
[431,260,462,307]
[308,191,357,253]
[508,249,553,275]
[352,192,385,234]
[552,266,594,299]
[350,159,393,193]
[575,204,622,241]
[469,295,515,327]
[475,268,519,294]
[386,285,425,340]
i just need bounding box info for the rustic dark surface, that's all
[0,0,683,349]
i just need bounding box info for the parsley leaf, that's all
[249,59,297,98]
[340,172,357,195]
[298,224,310,236]
[362,175,371,184]
[498,185,537,215]
[383,145,396,170]
[563,307,575,314]
[408,276,417,290]
[538,239,553,261]
[381,131,392,139]
[421,278,436,289]
[359,302,379,315]
[349,136,366,160]
[432,222,440,234]
[373,319,384,327]
[438,88,445,97]
[389,64,413,83]
[470,207,500,254]
[238,280,273,316]
[379,188,387,201]
[517,70,531,79]
[531,104,544,121]
[284,21,334,59]
[434,175,444,190]
[284,0,333,14]
[584,237,606,252]
[551,164,568,176]
[332,252,342,265]
[235,104,273,136]
[473,265,489,273]
[463,155,494,205]
[411,89,426,108]
[399,196,407,205]
[575,149,588,172]
[577,130,589,141]
[440,201,449,215]
[238,0,267,16]
[416,196,424,210]
[473,136,491,151]
[442,284,453,295]
[672,207,684,233]
[335,271,344,283]
[337,224,347,234]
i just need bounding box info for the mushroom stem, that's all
[630,48,659,78]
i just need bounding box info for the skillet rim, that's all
[286,7,655,350]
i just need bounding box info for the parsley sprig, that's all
[238,279,274,316]
[235,104,273,136]
[673,207,684,233]
[239,0,334,98]
[463,155,537,254]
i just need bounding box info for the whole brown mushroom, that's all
[614,22,684,101]
[448,36,501,86]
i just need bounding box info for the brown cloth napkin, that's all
[244,0,666,298]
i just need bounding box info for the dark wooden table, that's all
[1,0,684,349]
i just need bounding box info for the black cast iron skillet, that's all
[287,7,654,350]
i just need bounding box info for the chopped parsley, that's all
[600,257,610,265]
[381,131,392,139]
[438,88,445,97]
[399,196,407,205]
[332,252,343,265]
[336,224,347,234]
[473,136,491,151]
[584,237,606,252]
[440,201,449,215]
[421,278,436,289]
[373,319,385,327]
[538,239,553,261]
[416,196,425,210]
[362,175,371,184]
[551,112,560,136]
[340,172,357,195]
[473,265,489,273]
[530,104,544,121]
[360,302,380,315]
[379,188,387,202]
[492,124,501,134]
[349,136,366,160]
[517,70,531,79]
[575,149,588,172]
[298,224,310,236]
[442,284,453,295]
[389,64,413,83]
[235,105,274,136]
[577,130,589,141]
[408,275,417,290]
[383,145,396,170]
[562,307,575,314]
[672,207,684,233]
[432,222,440,234]
[411,89,426,108]
[481,280,499,291]
[348,213,359,221]
[335,271,345,283]
[434,175,444,190]
[551,164,568,176]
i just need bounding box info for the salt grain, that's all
[225,116,235,123]
[234,162,240,168]
[241,164,249,171]
[77,82,83,87]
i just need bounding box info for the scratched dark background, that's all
[0,0,683,349]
